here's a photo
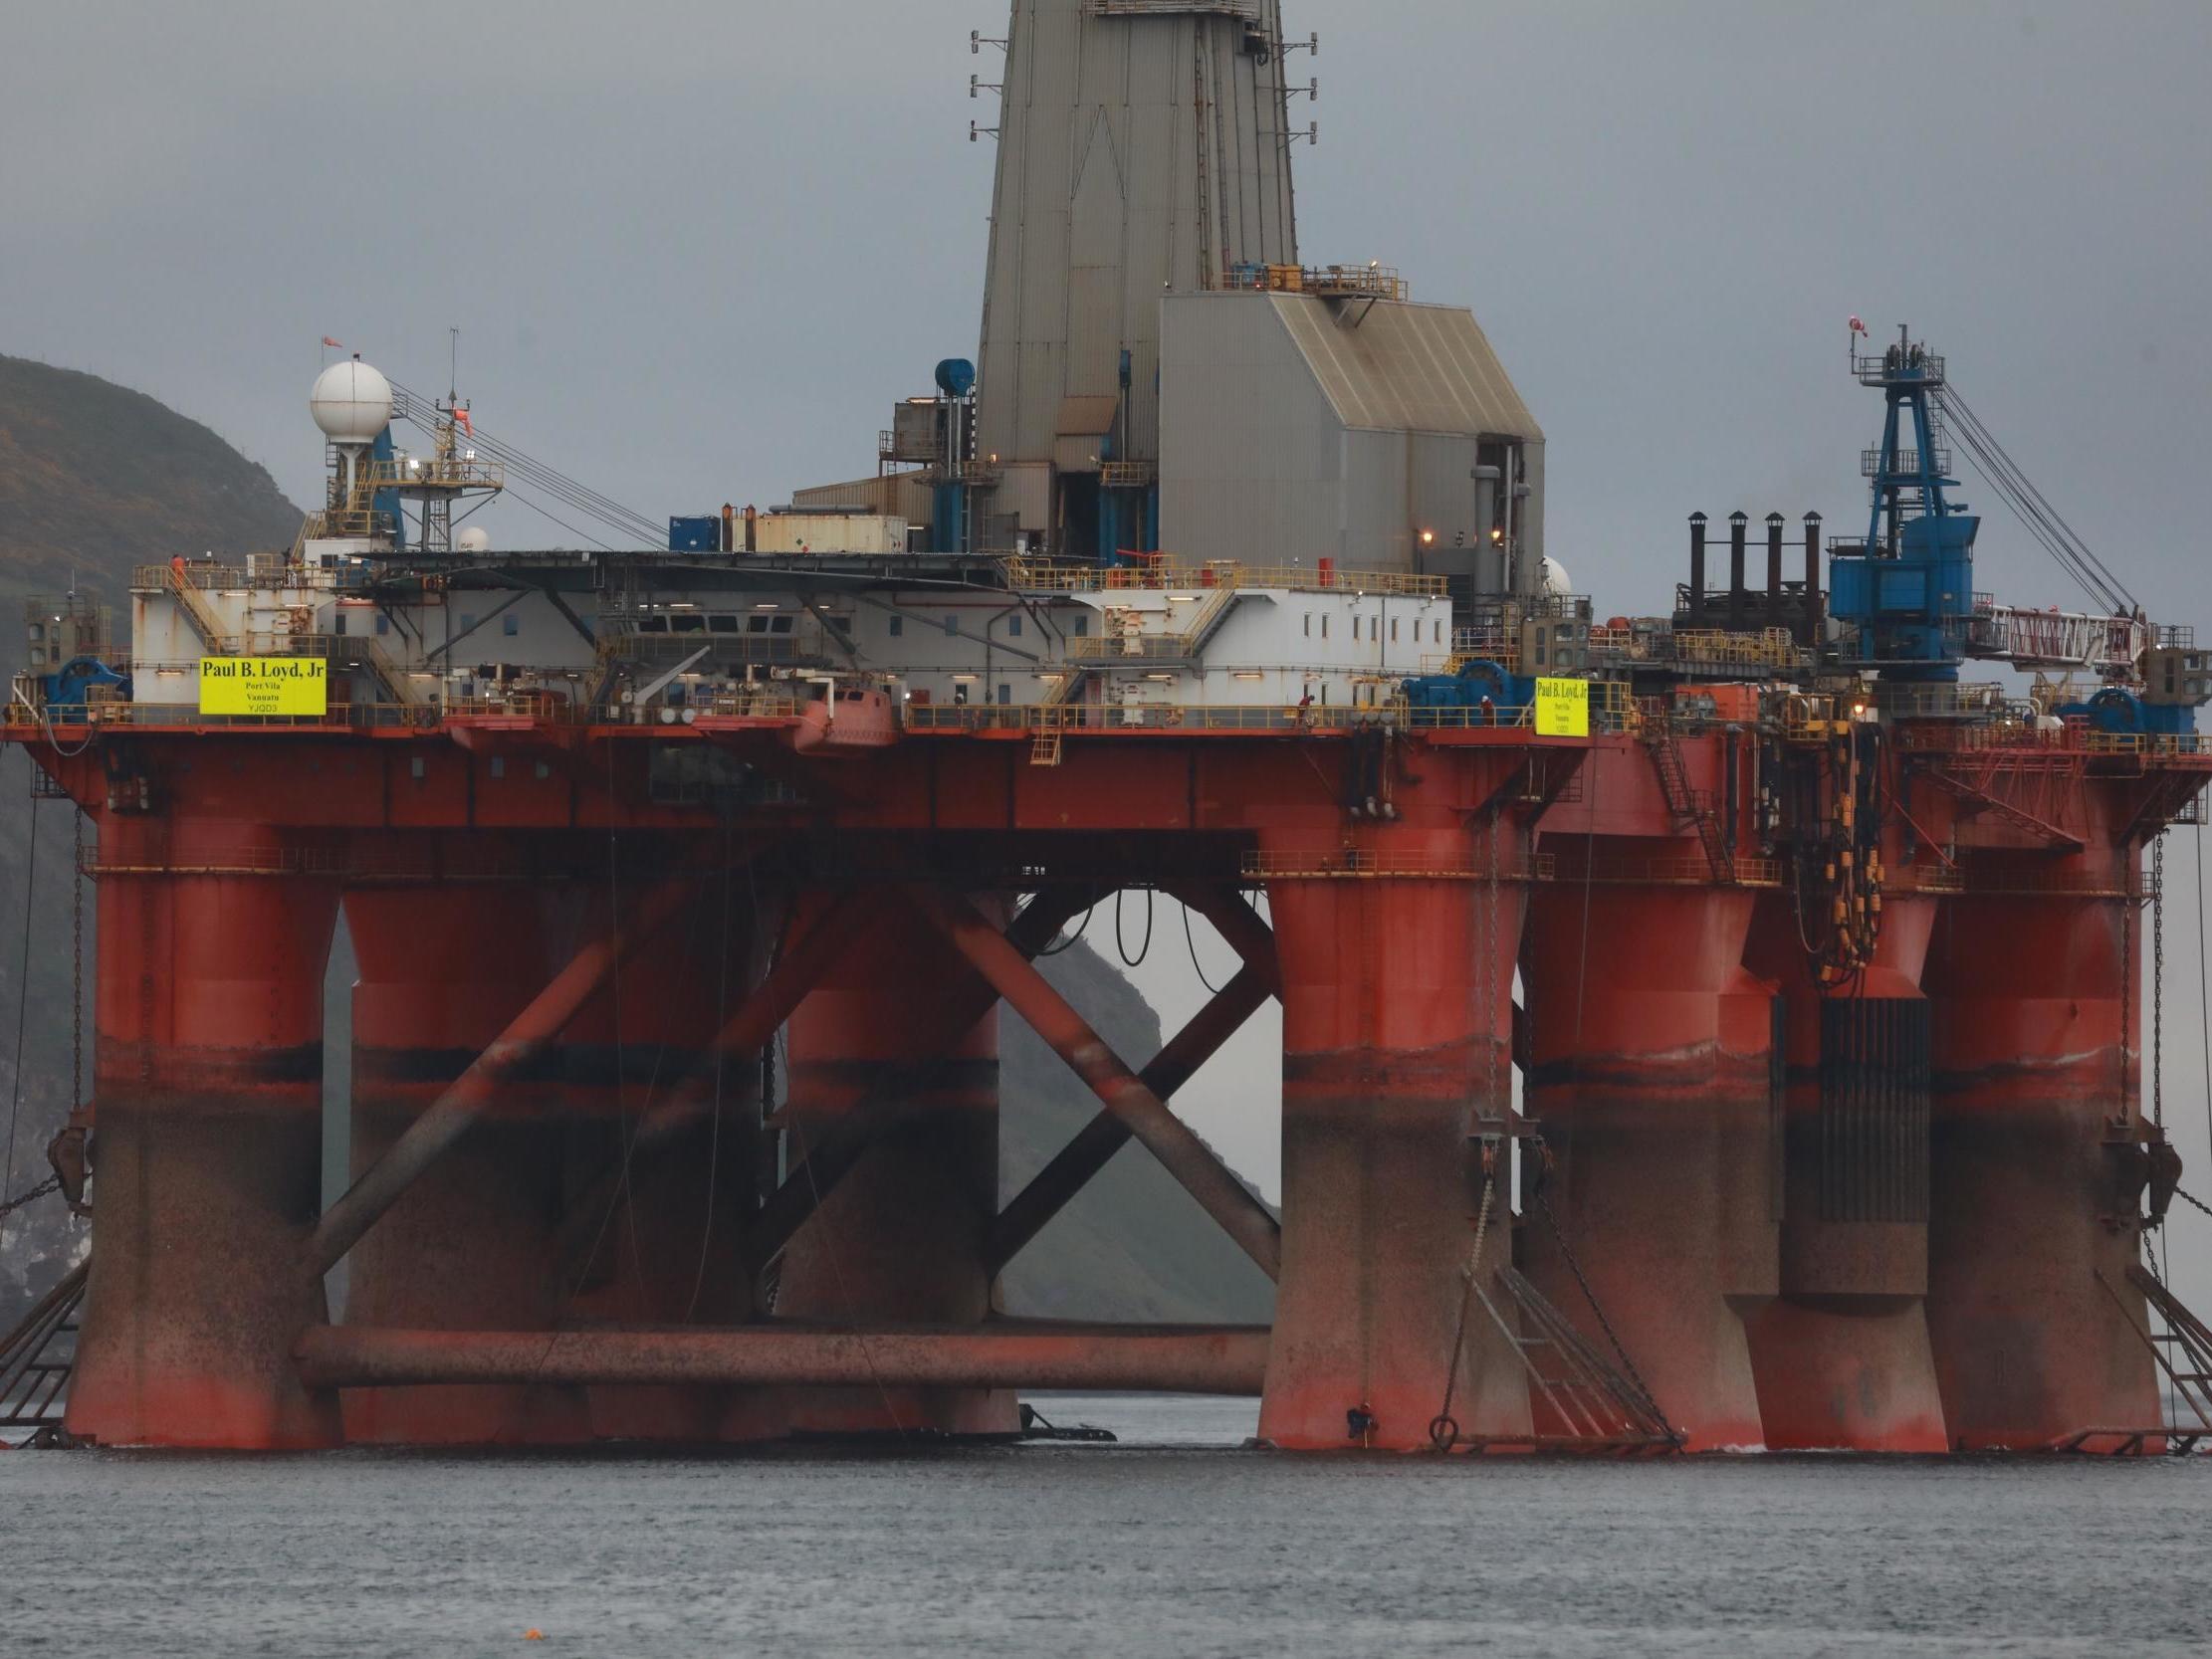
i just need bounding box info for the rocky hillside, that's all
[0,358,1272,1337]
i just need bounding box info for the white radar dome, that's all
[310,357,393,444]
[456,526,492,554]
[1540,556,1572,596]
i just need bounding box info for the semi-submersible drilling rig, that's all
[7,0,2212,1454]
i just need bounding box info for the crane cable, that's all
[1934,384,2137,618]
[389,380,661,540]
[387,381,663,548]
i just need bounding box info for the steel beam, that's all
[987,961,1271,1272]
[298,1325,1270,1396]
[306,876,694,1278]
[739,890,1094,1279]
[904,884,1283,1280]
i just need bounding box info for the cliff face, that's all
[0,360,1271,1336]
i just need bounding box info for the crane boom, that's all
[1967,601,2146,679]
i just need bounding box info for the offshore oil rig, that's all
[7,0,2212,1454]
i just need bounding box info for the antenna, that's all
[448,326,460,403]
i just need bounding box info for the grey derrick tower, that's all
[974,0,1302,559]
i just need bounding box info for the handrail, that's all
[1008,558,1446,598]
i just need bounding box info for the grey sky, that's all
[7,1,2212,1292]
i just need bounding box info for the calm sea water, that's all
[2,1395,2206,1658]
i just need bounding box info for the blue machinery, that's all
[38,656,131,722]
[931,357,978,555]
[1826,330,1975,683]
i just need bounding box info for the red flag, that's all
[322,335,343,348]
[1849,315,1869,336]
[454,409,473,437]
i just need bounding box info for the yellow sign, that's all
[1534,677,1590,737]
[198,658,329,717]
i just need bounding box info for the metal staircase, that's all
[167,568,229,650]
[0,1258,87,1446]
[1643,721,1735,882]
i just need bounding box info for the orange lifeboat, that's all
[789,686,900,755]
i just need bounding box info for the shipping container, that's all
[750,514,909,555]
[668,516,722,553]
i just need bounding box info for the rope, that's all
[2153,836,2165,1128]
[1182,902,1222,995]
[2198,823,2209,1177]
[1033,897,1095,958]
[4,768,40,1203]
[1114,886,1153,967]
[683,826,741,1323]
[71,811,84,1117]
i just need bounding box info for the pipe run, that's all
[297,1325,1272,1396]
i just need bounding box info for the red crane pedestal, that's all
[67,818,340,1449]
[1521,879,1776,1450]
[1258,821,1528,1452]
[1924,874,2161,1450]
[339,876,593,1446]
[774,893,1013,1437]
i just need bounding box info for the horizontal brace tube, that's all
[297,1326,1271,1395]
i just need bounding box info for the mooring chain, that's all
[0,1175,60,1222]
[1430,1163,1498,1451]
[2175,1186,2212,1223]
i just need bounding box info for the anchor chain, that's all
[1430,1158,1498,1450]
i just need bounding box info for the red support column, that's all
[1259,821,1529,1452]
[774,894,1012,1437]
[1520,876,1775,1450]
[68,817,340,1449]
[1742,892,1948,1451]
[1922,855,2160,1449]
[338,876,592,1446]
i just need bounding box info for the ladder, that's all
[1029,725,1064,767]
[0,1257,87,1446]
[1643,721,1734,883]
[1479,1265,1679,1453]
[2127,1262,2212,1439]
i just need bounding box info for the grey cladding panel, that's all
[1273,297,1542,440]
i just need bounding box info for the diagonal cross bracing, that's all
[904,883,1283,1280]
